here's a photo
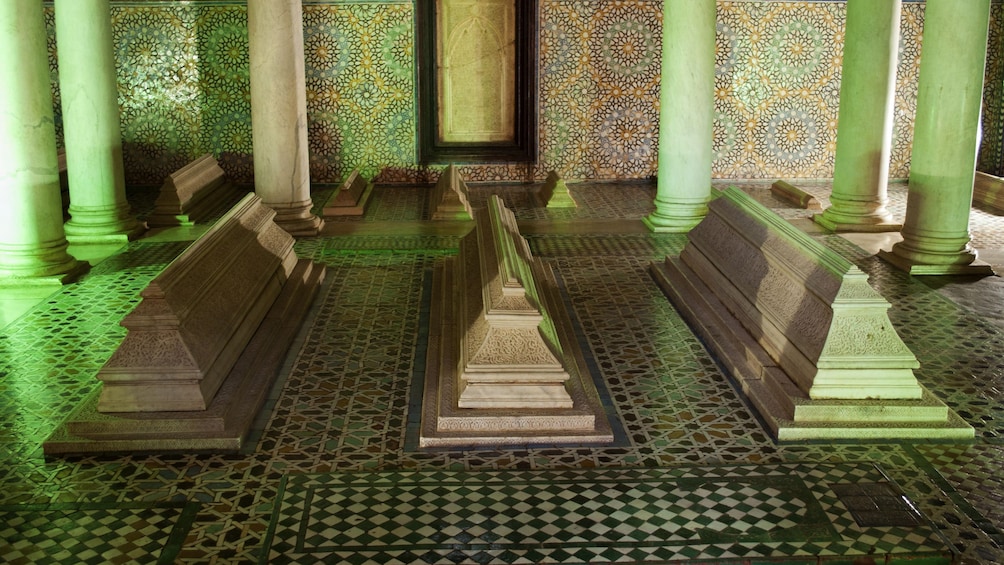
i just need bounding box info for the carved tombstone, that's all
[322,168,373,217]
[651,186,973,441]
[44,193,326,454]
[147,154,242,227]
[770,180,821,211]
[456,197,573,408]
[421,195,611,447]
[430,164,473,221]
[537,171,577,208]
[974,171,1004,213]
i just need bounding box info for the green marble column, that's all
[0,1,84,284]
[814,0,900,233]
[644,0,716,233]
[55,0,143,244]
[880,0,993,275]
[248,0,323,236]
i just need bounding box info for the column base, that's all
[813,198,901,233]
[65,219,146,245]
[879,231,996,276]
[270,205,324,237]
[813,213,903,233]
[643,201,708,233]
[877,249,995,276]
[0,260,89,288]
[0,239,90,285]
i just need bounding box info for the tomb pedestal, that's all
[430,164,473,221]
[652,187,973,441]
[537,171,577,209]
[321,168,374,217]
[974,172,1004,213]
[421,196,611,447]
[147,154,245,227]
[44,194,326,454]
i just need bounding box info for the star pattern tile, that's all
[0,181,1000,563]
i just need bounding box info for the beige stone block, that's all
[97,193,298,413]
[430,164,473,221]
[322,168,373,217]
[651,186,973,441]
[148,154,244,227]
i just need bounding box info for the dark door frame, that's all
[416,0,539,164]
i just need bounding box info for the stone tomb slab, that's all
[429,164,474,221]
[651,186,973,441]
[421,258,612,447]
[321,168,374,217]
[420,196,611,447]
[43,258,324,454]
[44,195,326,454]
[147,154,245,227]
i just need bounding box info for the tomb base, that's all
[651,257,974,442]
[43,258,325,455]
[420,257,612,448]
[321,169,374,217]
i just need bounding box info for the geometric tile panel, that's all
[0,180,1001,563]
[913,443,1004,544]
[0,501,199,565]
[831,482,923,527]
[527,233,685,260]
[262,465,950,564]
[0,241,189,462]
[47,1,1004,185]
[979,2,1004,176]
[303,3,416,183]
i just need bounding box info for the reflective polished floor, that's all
[0,181,1001,564]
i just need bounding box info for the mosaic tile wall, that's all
[979,2,1004,177]
[43,1,1003,185]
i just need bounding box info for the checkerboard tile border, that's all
[261,464,952,564]
[0,500,199,565]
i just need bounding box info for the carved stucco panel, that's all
[690,210,831,356]
[467,326,561,368]
[106,330,198,370]
[820,314,917,363]
[438,415,593,432]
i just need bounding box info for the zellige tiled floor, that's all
[0,181,1000,563]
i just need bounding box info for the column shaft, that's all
[248,0,322,236]
[815,0,900,232]
[55,0,143,243]
[0,1,83,282]
[644,0,716,233]
[881,0,993,275]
